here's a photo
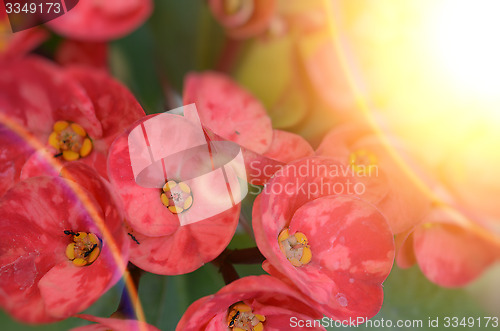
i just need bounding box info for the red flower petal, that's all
[0,125,35,197]
[253,157,394,320]
[0,56,101,140]
[183,71,273,154]
[414,222,498,287]
[108,114,240,274]
[176,275,324,331]
[47,0,153,41]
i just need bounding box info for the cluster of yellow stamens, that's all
[49,121,93,161]
[64,231,101,267]
[348,149,378,176]
[278,228,312,267]
[227,302,265,331]
[160,180,193,214]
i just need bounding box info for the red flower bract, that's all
[0,56,145,184]
[396,206,499,287]
[0,163,129,323]
[253,157,395,321]
[47,0,153,41]
[183,71,314,186]
[107,113,241,275]
[176,275,325,331]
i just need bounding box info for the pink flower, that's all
[107,112,241,275]
[176,275,324,331]
[208,0,277,39]
[183,71,314,186]
[396,206,499,287]
[47,0,153,41]
[316,123,431,234]
[71,314,160,331]
[0,56,145,191]
[0,163,129,323]
[253,157,395,321]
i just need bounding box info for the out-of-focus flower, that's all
[0,56,145,186]
[396,206,500,288]
[253,157,395,320]
[208,0,277,39]
[234,0,356,144]
[183,71,314,185]
[107,112,241,275]
[71,314,160,331]
[55,40,108,70]
[47,0,153,41]
[0,10,47,62]
[316,123,431,234]
[0,163,129,323]
[176,275,324,331]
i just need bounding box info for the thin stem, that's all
[216,37,244,74]
[226,247,265,265]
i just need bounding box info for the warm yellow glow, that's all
[429,0,500,100]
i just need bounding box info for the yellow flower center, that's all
[348,149,378,176]
[49,121,93,161]
[227,302,265,331]
[64,230,102,267]
[160,180,193,214]
[278,228,312,267]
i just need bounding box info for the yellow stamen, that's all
[300,247,312,264]
[50,120,93,161]
[65,243,75,260]
[163,180,177,192]
[62,150,80,161]
[178,182,191,194]
[278,228,312,267]
[253,323,264,331]
[80,138,92,157]
[349,149,378,176]
[65,231,102,267]
[168,206,184,214]
[183,196,193,209]
[227,302,266,331]
[161,180,193,214]
[160,193,170,207]
[53,121,69,132]
[70,123,86,136]
[48,132,59,149]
